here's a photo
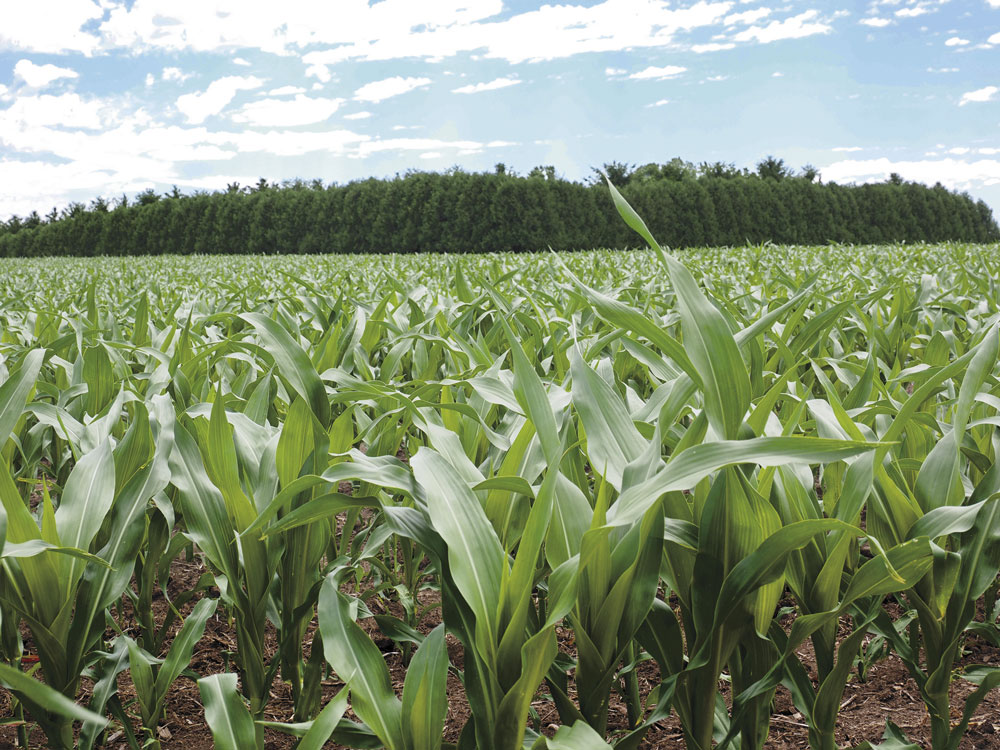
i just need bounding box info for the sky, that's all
[1,0,999,222]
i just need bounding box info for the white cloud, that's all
[353,76,431,103]
[267,85,307,96]
[945,36,970,46]
[990,32,1000,45]
[692,42,736,52]
[859,17,892,27]
[175,75,264,124]
[646,98,670,107]
[0,1,103,54]
[629,65,687,80]
[822,157,1000,190]
[832,146,863,152]
[895,6,929,17]
[299,0,734,65]
[0,93,107,130]
[771,71,784,77]
[1,1,844,68]
[706,74,729,81]
[13,59,79,88]
[162,67,193,83]
[356,137,501,158]
[99,0,507,55]
[231,95,344,127]
[305,64,332,83]
[959,85,998,106]
[0,85,8,100]
[927,66,959,72]
[605,67,627,76]
[732,9,832,43]
[343,111,373,120]
[452,77,521,94]
[233,57,251,66]
[145,73,155,87]
[724,8,771,25]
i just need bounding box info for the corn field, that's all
[1,186,1000,749]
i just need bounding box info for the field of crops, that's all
[1,187,1000,750]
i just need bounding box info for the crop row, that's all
[0,188,998,749]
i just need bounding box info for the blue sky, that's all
[1,0,998,222]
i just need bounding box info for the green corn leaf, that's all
[604,177,750,440]
[401,624,449,750]
[610,436,880,527]
[411,448,505,648]
[317,574,403,748]
[241,311,331,425]
[198,673,260,750]
[0,662,107,730]
[546,720,614,749]
[296,687,350,750]
[0,348,44,447]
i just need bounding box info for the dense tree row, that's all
[1,159,996,257]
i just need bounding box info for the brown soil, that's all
[1,549,999,749]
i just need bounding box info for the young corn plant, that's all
[595,181,927,749]
[0,374,174,748]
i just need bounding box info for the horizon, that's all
[2,0,999,224]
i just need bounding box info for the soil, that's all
[1,548,999,749]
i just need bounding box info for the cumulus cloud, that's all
[990,32,1000,44]
[605,67,627,75]
[959,85,998,105]
[724,8,771,25]
[305,64,332,83]
[0,1,103,54]
[895,6,930,17]
[692,42,736,52]
[945,36,970,46]
[353,76,431,103]
[832,146,864,152]
[343,111,373,120]
[927,66,959,72]
[859,17,892,27]
[267,85,307,96]
[646,98,670,107]
[0,93,107,130]
[231,95,345,127]
[13,59,79,88]
[732,10,832,43]
[0,98,529,218]
[300,0,734,65]
[452,77,521,94]
[0,1,850,67]
[822,157,1000,190]
[629,65,687,79]
[175,75,264,124]
[162,67,193,83]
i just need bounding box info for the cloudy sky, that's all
[1,0,999,221]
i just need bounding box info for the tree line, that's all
[1,157,996,257]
